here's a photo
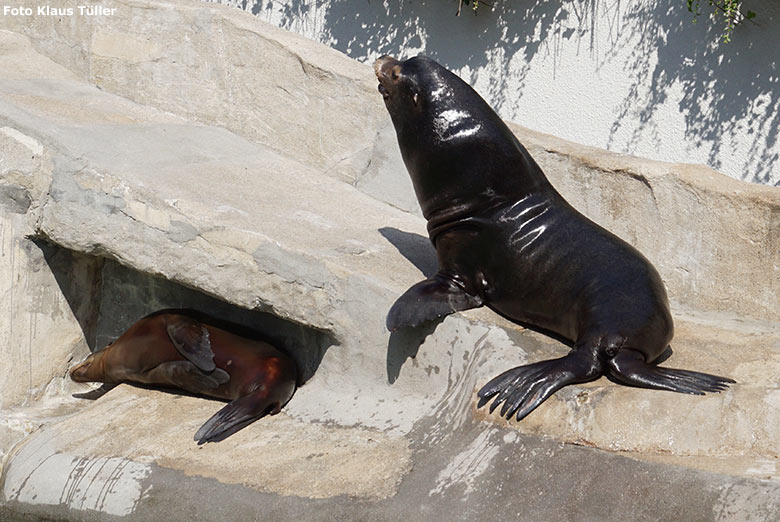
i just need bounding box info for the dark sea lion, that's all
[374,55,734,422]
[70,309,297,444]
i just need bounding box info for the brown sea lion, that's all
[375,55,734,422]
[70,309,297,444]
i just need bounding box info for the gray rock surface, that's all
[0,3,779,520]
[0,114,99,411]
[0,0,383,186]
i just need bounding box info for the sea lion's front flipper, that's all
[166,316,216,372]
[477,350,603,421]
[146,361,229,391]
[194,390,278,444]
[607,349,735,394]
[386,274,483,331]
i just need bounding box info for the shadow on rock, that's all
[386,318,443,384]
[378,226,437,277]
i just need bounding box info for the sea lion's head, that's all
[374,55,422,120]
[374,55,488,142]
[374,55,538,219]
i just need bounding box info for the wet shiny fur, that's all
[70,309,297,443]
[375,55,733,422]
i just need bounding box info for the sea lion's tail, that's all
[606,349,735,394]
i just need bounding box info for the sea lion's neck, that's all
[424,186,560,245]
[400,110,554,217]
[413,144,558,244]
[425,195,506,244]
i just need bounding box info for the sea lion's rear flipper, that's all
[166,316,217,372]
[146,361,229,391]
[607,349,735,394]
[386,274,483,331]
[194,391,278,444]
[477,350,603,421]
[72,383,117,400]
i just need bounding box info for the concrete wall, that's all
[215,0,780,187]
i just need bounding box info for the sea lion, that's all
[375,55,734,422]
[70,309,297,444]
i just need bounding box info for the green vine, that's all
[456,0,493,16]
[687,0,756,43]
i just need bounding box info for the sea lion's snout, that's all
[378,82,390,99]
[374,55,401,100]
[69,354,96,382]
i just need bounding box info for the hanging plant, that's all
[455,0,493,16]
[687,1,756,42]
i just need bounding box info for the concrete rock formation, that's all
[0,1,779,520]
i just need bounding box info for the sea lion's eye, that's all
[391,66,401,80]
[413,92,419,106]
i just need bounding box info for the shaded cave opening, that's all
[35,238,333,388]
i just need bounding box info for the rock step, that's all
[4,386,780,522]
